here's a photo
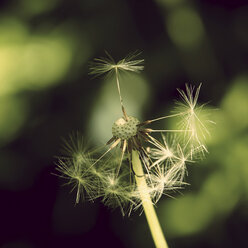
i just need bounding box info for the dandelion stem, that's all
[132,150,169,248]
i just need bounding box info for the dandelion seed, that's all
[148,134,175,169]
[89,51,144,118]
[56,157,98,203]
[89,51,144,76]
[99,167,137,215]
[174,83,212,155]
[147,164,186,203]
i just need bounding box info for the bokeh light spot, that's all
[23,36,73,89]
[0,18,75,96]
[167,7,204,50]
[160,194,213,237]
[221,75,248,131]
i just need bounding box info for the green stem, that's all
[132,150,169,248]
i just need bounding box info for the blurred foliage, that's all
[0,0,248,248]
[0,18,74,96]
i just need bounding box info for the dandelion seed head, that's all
[112,116,140,140]
[56,52,213,215]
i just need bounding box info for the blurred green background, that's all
[0,0,248,247]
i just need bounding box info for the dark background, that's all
[0,0,248,247]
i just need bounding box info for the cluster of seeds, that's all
[112,116,140,140]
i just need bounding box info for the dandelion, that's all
[56,52,212,248]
